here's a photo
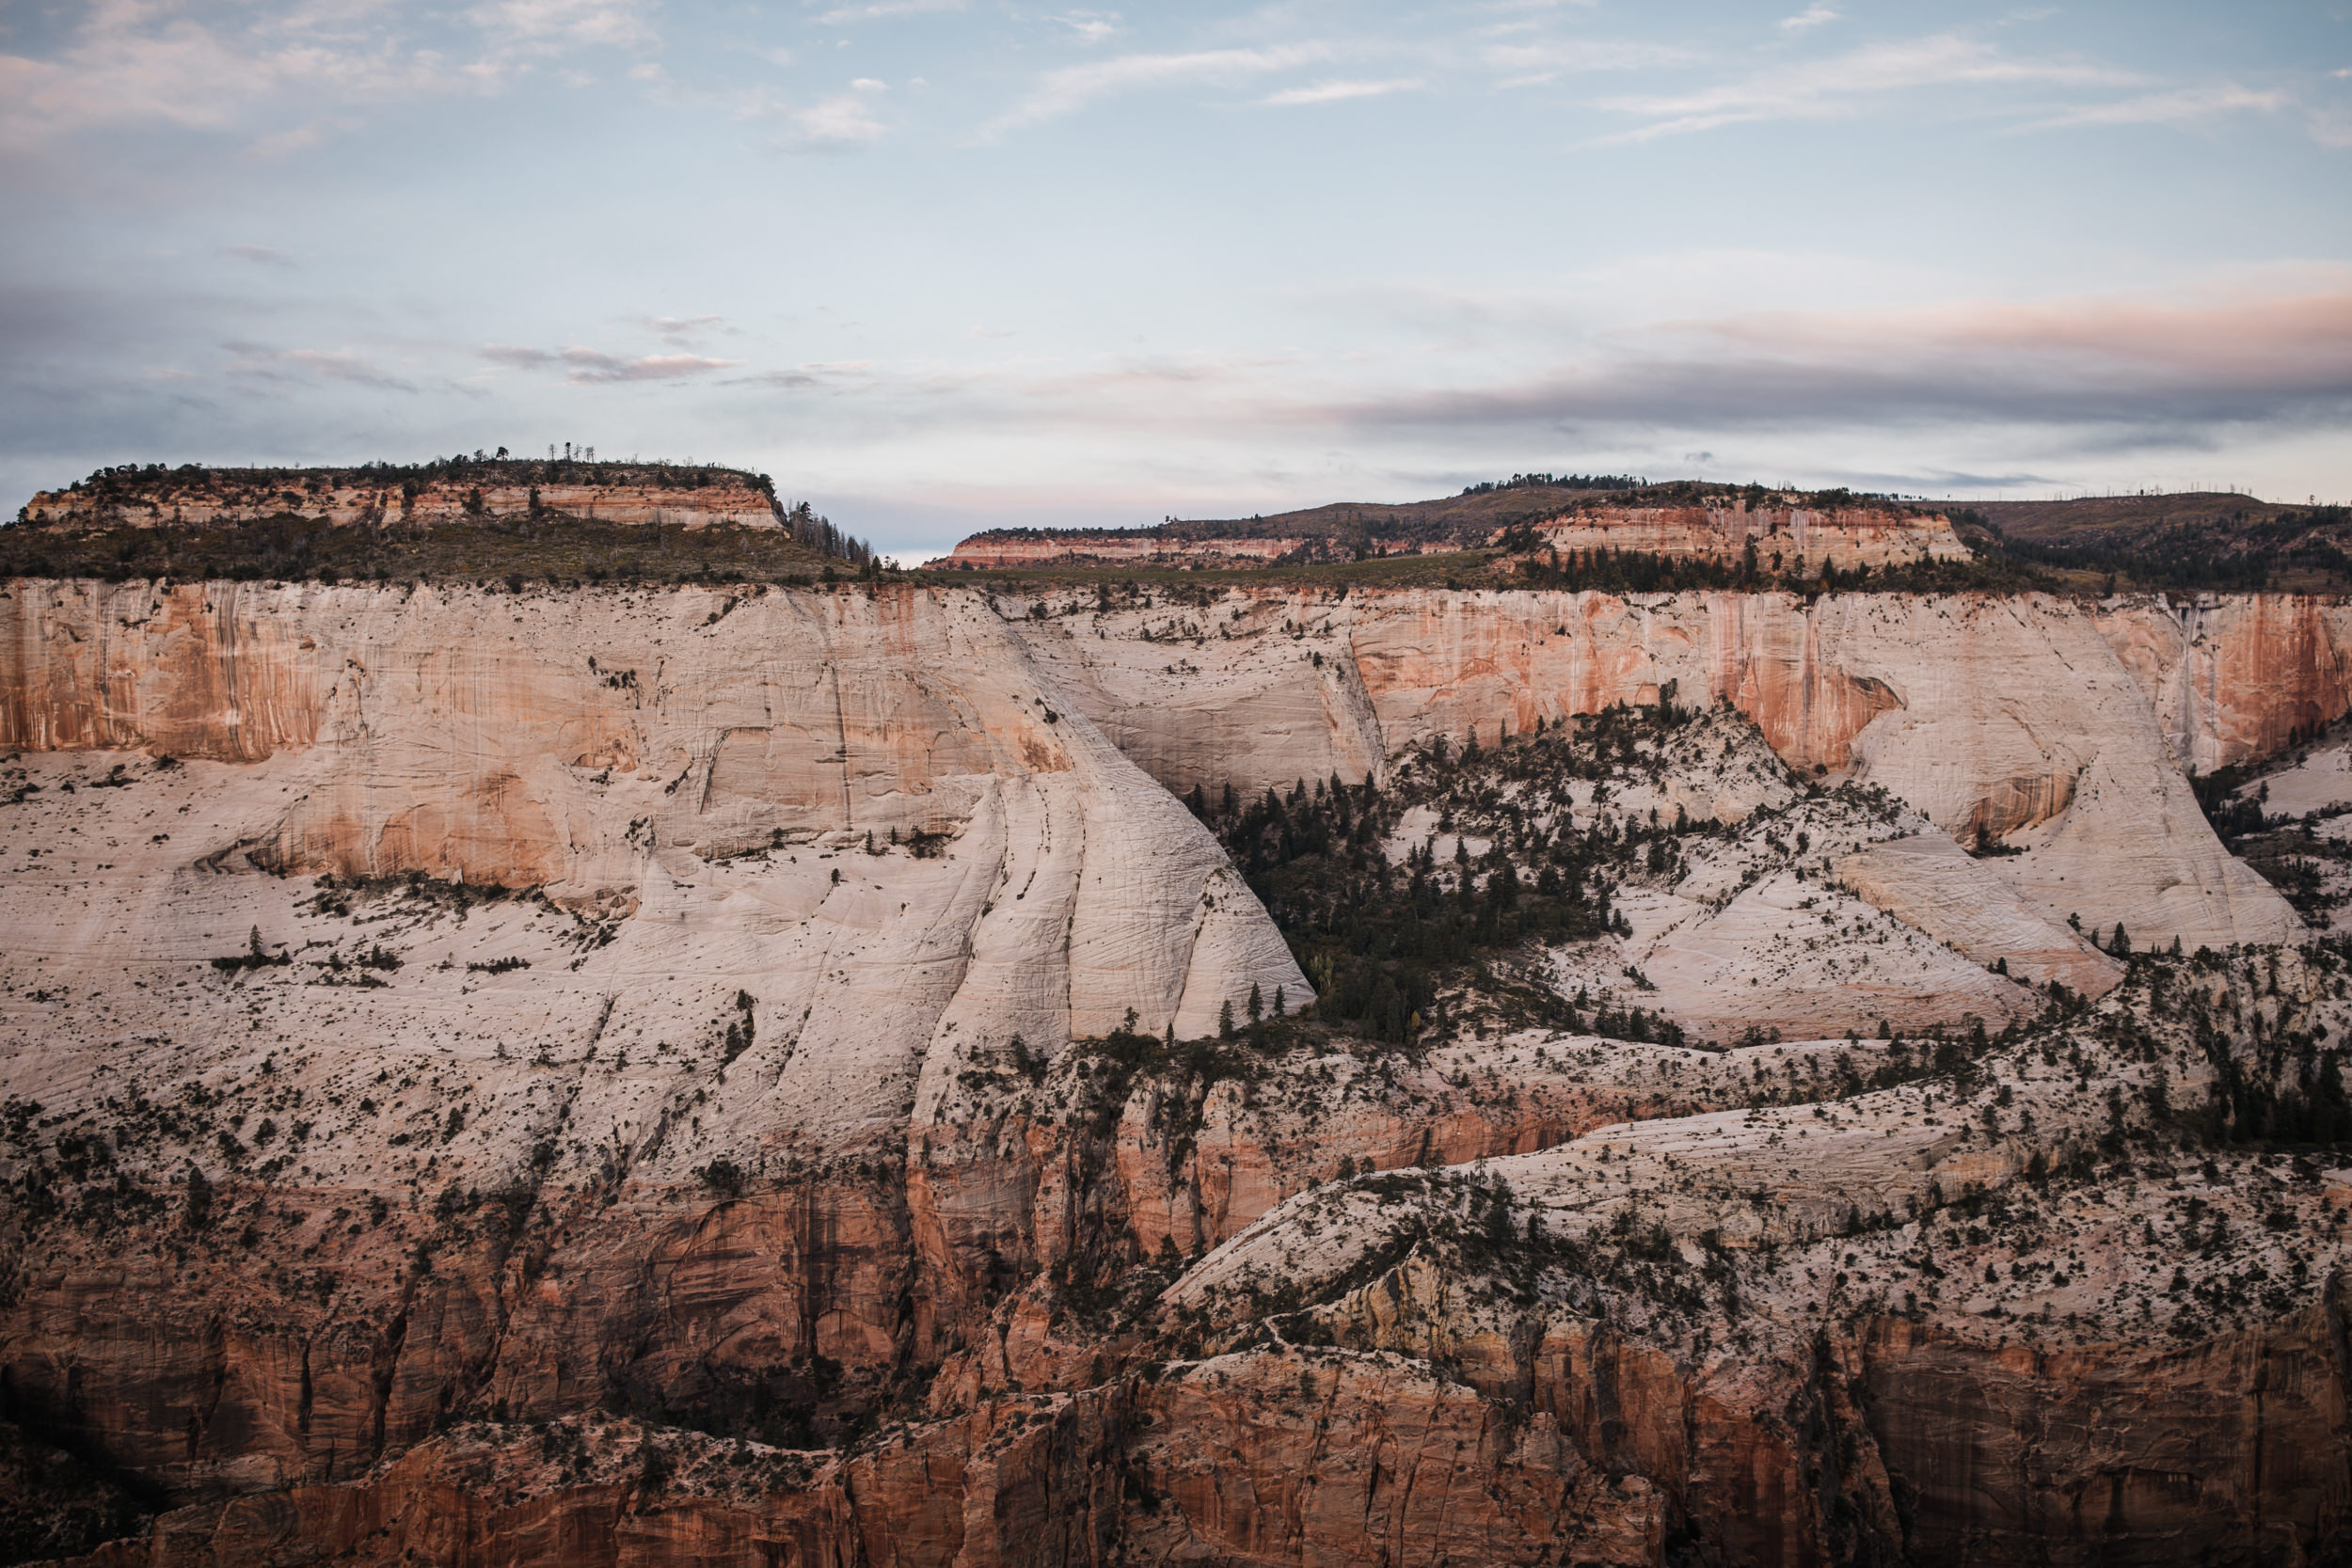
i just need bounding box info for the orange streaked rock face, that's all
[2096,593,2352,774]
[1009,587,2304,952]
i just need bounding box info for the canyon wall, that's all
[0,578,1308,1071]
[2096,594,2352,775]
[3,574,2348,1568]
[20,480,778,531]
[928,535,1307,569]
[1009,587,2308,951]
[1527,500,1969,568]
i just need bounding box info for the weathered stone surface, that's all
[1008,587,2304,952]
[2097,594,2352,776]
[22,479,778,531]
[1527,499,1970,568]
[6,574,2349,1568]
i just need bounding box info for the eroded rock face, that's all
[1007,588,2304,953]
[1527,500,1970,569]
[1859,1312,2352,1568]
[0,579,1314,1513]
[6,574,2349,1568]
[930,534,1308,569]
[20,479,779,531]
[2097,594,2352,775]
[0,579,1307,1055]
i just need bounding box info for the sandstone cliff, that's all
[1007,586,2305,953]
[929,535,1309,570]
[1525,499,1968,570]
[2096,593,2352,774]
[3,574,2347,1568]
[21,474,780,533]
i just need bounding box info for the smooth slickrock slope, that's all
[1006,587,2306,952]
[0,579,1309,1126]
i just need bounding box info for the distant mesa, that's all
[19,456,785,532]
[926,476,1967,574]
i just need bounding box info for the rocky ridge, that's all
[1522,499,1968,569]
[20,467,779,532]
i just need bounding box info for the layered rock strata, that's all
[1008,587,2305,953]
[20,480,777,531]
[928,534,1306,570]
[1524,500,1969,569]
[2,574,2347,1568]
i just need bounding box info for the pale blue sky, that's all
[3,0,2346,559]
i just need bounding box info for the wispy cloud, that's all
[223,245,295,267]
[1321,284,2352,436]
[227,343,417,391]
[1049,12,1122,45]
[244,117,356,160]
[0,0,659,150]
[2032,82,2288,130]
[644,314,728,341]
[464,0,658,52]
[713,278,2352,474]
[1779,5,1839,33]
[1591,32,2139,143]
[811,0,964,24]
[984,43,1332,135]
[482,344,742,383]
[1481,39,1692,88]
[755,78,890,151]
[1263,77,1420,107]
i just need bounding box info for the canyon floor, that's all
[0,572,2347,1566]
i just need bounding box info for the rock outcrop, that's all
[20,477,778,531]
[2097,594,2352,775]
[0,578,1310,1097]
[1007,586,2304,953]
[3,571,2347,1568]
[1525,499,1969,569]
[927,533,1307,570]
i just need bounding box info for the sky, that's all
[1,0,2347,562]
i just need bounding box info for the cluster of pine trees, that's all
[1192,702,1723,1049]
[777,500,874,567]
[1973,505,2352,593]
